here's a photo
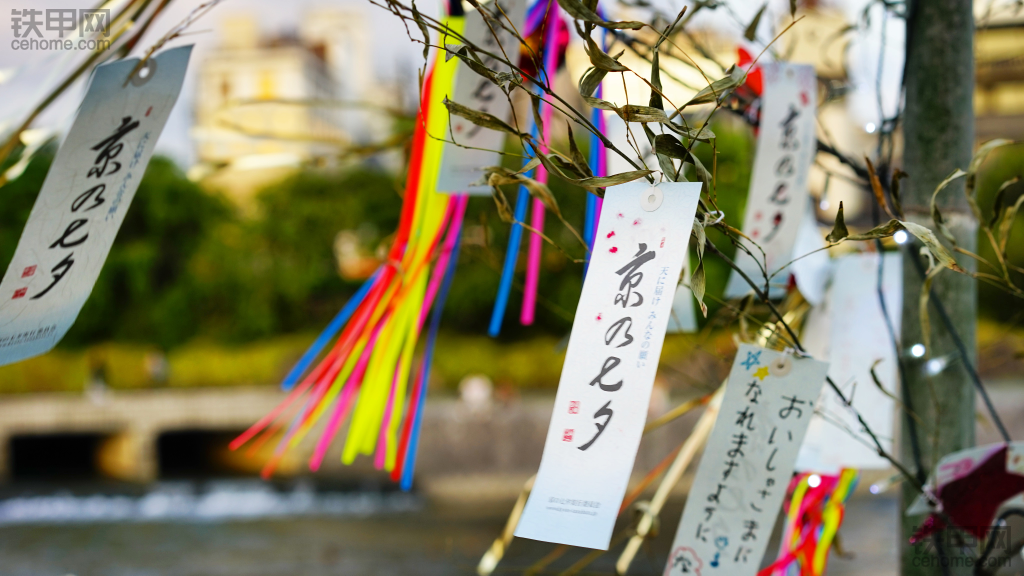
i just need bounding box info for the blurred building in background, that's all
[190,9,405,203]
[975,12,1024,140]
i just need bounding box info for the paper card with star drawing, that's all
[724,63,817,299]
[663,344,828,576]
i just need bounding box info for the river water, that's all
[0,478,915,576]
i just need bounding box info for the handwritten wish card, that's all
[514,180,701,550]
[0,46,191,366]
[435,0,526,194]
[664,344,828,576]
[724,63,817,299]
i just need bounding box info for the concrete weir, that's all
[0,387,704,486]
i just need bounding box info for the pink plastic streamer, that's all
[520,8,561,326]
[308,322,384,471]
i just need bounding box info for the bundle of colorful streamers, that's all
[228,6,472,489]
[230,0,608,490]
[488,0,581,334]
[759,470,859,576]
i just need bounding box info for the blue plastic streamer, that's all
[400,226,464,491]
[487,121,541,337]
[280,268,381,391]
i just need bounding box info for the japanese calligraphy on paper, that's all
[514,181,702,550]
[435,0,527,194]
[0,46,191,366]
[664,344,828,576]
[604,114,697,333]
[725,63,817,299]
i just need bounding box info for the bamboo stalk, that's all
[615,384,724,575]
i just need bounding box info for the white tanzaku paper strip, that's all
[725,63,817,299]
[514,180,701,550]
[664,344,828,576]
[0,46,192,366]
[795,252,902,472]
[435,0,527,195]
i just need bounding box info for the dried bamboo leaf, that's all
[443,97,523,137]
[566,122,593,178]
[845,219,903,241]
[997,193,1024,254]
[617,104,671,123]
[691,259,708,317]
[919,263,943,351]
[864,156,892,219]
[989,177,1020,227]
[491,185,515,223]
[928,168,967,246]
[579,66,608,99]
[826,201,848,242]
[901,221,965,273]
[890,168,907,219]
[584,35,629,72]
[575,170,654,189]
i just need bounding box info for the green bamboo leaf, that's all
[826,201,848,242]
[683,67,745,107]
[647,127,677,180]
[653,134,687,159]
[744,3,767,41]
[649,49,663,110]
[591,20,645,30]
[687,149,712,195]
